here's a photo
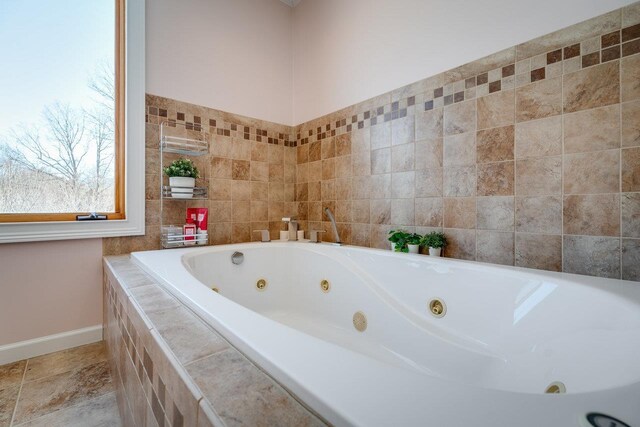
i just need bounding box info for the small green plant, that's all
[163,158,200,178]
[420,231,447,249]
[388,230,421,253]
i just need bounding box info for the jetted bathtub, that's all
[132,242,640,426]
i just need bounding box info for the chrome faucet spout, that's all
[324,207,342,245]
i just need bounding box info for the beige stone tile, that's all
[250,161,269,182]
[129,285,181,315]
[370,174,391,199]
[321,138,335,160]
[352,176,371,200]
[443,165,476,197]
[515,9,620,60]
[351,128,371,153]
[232,200,251,223]
[14,361,112,425]
[415,198,443,227]
[371,121,391,150]
[515,195,562,234]
[391,171,415,198]
[622,193,640,238]
[476,125,514,163]
[444,132,476,166]
[391,199,414,225]
[623,2,640,26]
[352,199,370,223]
[477,161,514,196]
[515,233,562,272]
[445,48,515,83]
[370,199,391,225]
[308,141,321,162]
[351,223,371,247]
[564,194,620,236]
[231,180,250,200]
[352,151,371,176]
[251,141,269,162]
[444,197,476,229]
[563,150,620,194]
[251,181,269,201]
[564,61,620,113]
[622,100,640,148]
[321,158,335,180]
[415,168,443,197]
[516,77,562,122]
[515,116,562,159]
[186,349,323,427]
[371,148,391,174]
[0,385,20,426]
[297,162,309,183]
[477,90,515,130]
[622,147,640,192]
[476,231,514,266]
[415,138,443,169]
[443,228,476,260]
[622,238,640,281]
[563,235,620,278]
[0,359,26,390]
[563,105,620,153]
[391,143,415,172]
[515,156,562,196]
[307,160,322,182]
[335,155,352,178]
[17,392,121,427]
[392,114,415,145]
[477,196,514,231]
[621,54,640,102]
[25,342,107,382]
[415,108,443,141]
[335,133,352,157]
[444,99,476,135]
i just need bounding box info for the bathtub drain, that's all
[320,279,330,293]
[352,311,367,332]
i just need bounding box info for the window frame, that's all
[0,0,145,242]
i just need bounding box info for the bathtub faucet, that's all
[324,207,342,245]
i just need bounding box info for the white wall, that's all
[146,0,293,125]
[292,0,635,124]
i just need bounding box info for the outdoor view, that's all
[0,0,116,214]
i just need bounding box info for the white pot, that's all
[169,176,195,199]
[429,247,442,257]
[408,244,420,254]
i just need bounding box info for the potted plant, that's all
[163,158,200,198]
[388,230,414,253]
[420,231,447,257]
[406,233,422,254]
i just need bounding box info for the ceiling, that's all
[279,0,302,7]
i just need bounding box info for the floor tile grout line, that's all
[9,359,28,427]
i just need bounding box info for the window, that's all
[0,0,145,243]
[0,0,125,222]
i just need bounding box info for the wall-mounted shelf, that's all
[159,121,210,249]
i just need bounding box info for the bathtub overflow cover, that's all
[585,413,631,427]
[428,298,446,318]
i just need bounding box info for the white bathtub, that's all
[133,242,640,426]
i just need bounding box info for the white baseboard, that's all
[0,325,103,366]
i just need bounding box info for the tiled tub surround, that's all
[106,2,640,281]
[103,256,325,427]
[293,3,640,280]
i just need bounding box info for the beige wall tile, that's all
[477,161,514,196]
[351,129,371,153]
[392,114,415,145]
[622,147,640,192]
[391,171,415,198]
[415,168,443,197]
[476,231,514,266]
[515,233,562,271]
[621,54,640,102]
[477,90,515,130]
[564,150,620,194]
[415,138,443,169]
[515,116,562,159]
[391,199,415,225]
[370,174,391,199]
[622,100,640,147]
[352,176,371,199]
[515,156,562,195]
[515,195,562,234]
[563,235,620,278]
[444,132,476,166]
[371,148,391,174]
[415,198,443,227]
[563,105,620,153]
[370,199,391,225]
[443,165,476,197]
[391,143,415,172]
[444,99,476,135]
[444,197,476,229]
[516,77,562,122]
[622,238,640,281]
[371,122,391,150]
[443,228,476,260]
[321,138,335,159]
[563,194,620,236]
[563,61,620,113]
[351,223,371,247]
[477,196,514,231]
[416,108,444,141]
[352,151,372,176]
[622,193,640,238]
[477,125,514,163]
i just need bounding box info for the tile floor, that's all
[0,342,120,427]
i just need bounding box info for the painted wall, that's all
[292,0,636,124]
[145,0,293,125]
[0,239,103,346]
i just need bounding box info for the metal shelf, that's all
[161,230,208,248]
[161,135,208,156]
[162,185,208,199]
